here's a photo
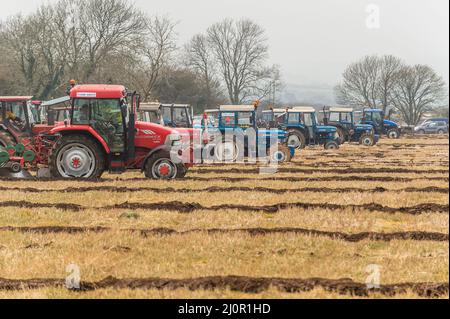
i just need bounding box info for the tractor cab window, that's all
[303,113,314,127]
[237,112,254,127]
[371,112,383,125]
[329,112,340,122]
[341,112,352,123]
[220,112,236,127]
[173,107,190,127]
[141,110,161,124]
[287,112,300,125]
[262,112,272,122]
[2,101,32,131]
[73,98,125,153]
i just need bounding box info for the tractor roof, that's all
[262,108,288,113]
[161,104,191,108]
[41,96,70,107]
[205,109,219,113]
[0,96,33,102]
[219,105,255,111]
[329,107,353,112]
[290,106,316,113]
[70,84,126,99]
[139,102,161,112]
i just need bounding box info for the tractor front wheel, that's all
[359,134,375,147]
[145,151,182,179]
[324,141,339,150]
[387,129,400,139]
[267,144,292,163]
[50,135,105,179]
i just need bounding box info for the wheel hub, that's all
[57,143,95,178]
[158,163,171,176]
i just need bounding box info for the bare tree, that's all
[184,33,224,108]
[377,55,403,113]
[76,0,147,81]
[1,15,40,94]
[335,55,381,108]
[207,19,273,104]
[130,16,177,101]
[391,64,446,125]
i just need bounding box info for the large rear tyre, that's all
[50,135,105,179]
[286,130,306,149]
[359,134,375,147]
[145,151,182,180]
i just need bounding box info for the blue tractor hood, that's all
[316,125,337,133]
[383,119,398,127]
[355,123,373,131]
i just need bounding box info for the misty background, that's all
[0,0,448,105]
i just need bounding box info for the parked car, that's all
[421,118,449,126]
[414,121,448,134]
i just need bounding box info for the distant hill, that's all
[279,83,337,106]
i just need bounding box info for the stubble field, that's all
[0,135,448,298]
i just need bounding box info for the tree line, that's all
[335,55,447,125]
[0,0,281,113]
[0,0,446,124]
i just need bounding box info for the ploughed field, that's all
[0,135,448,298]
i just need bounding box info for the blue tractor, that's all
[262,106,339,149]
[359,108,401,139]
[322,107,379,146]
[206,104,294,163]
[275,107,340,150]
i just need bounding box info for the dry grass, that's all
[0,137,448,299]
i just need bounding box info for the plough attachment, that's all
[0,144,35,179]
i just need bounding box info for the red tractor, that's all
[0,85,190,179]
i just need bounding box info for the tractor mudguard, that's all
[49,125,111,154]
[141,145,173,171]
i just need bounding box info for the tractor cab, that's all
[360,108,401,139]
[322,107,378,146]
[41,96,71,123]
[160,104,194,128]
[0,96,41,135]
[259,108,288,128]
[138,102,164,125]
[209,104,293,162]
[281,106,340,150]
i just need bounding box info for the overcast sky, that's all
[1,0,449,87]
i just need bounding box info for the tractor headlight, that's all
[167,133,182,146]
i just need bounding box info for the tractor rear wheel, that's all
[145,151,181,179]
[0,131,16,148]
[50,135,105,179]
[286,130,306,149]
[387,129,400,139]
[359,134,375,147]
[324,141,339,150]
